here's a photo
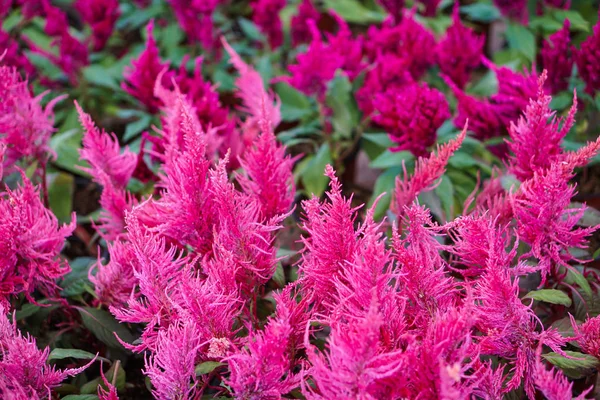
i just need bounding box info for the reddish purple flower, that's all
[0,30,35,76]
[356,53,412,117]
[252,0,286,49]
[122,20,172,113]
[89,240,137,307]
[540,20,573,93]
[291,0,320,46]
[576,14,600,96]
[76,0,120,51]
[41,0,68,36]
[417,0,442,16]
[437,5,485,88]
[374,82,450,156]
[378,0,404,23]
[365,12,436,79]
[572,315,600,359]
[169,0,221,50]
[325,13,366,81]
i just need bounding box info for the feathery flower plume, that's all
[0,305,93,397]
[252,0,286,49]
[0,59,64,174]
[226,303,300,398]
[168,0,221,50]
[325,12,366,81]
[144,321,201,400]
[374,82,450,156]
[291,0,320,46]
[75,0,120,51]
[0,173,75,304]
[41,0,68,37]
[576,13,600,95]
[122,20,171,113]
[534,351,590,400]
[0,30,35,76]
[540,20,573,93]
[298,165,361,307]
[393,125,466,215]
[507,71,577,181]
[89,240,137,307]
[437,5,484,88]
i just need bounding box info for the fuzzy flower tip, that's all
[541,20,573,93]
[374,82,450,157]
[507,70,577,181]
[572,315,600,359]
[75,0,120,51]
[0,174,75,304]
[122,20,171,113]
[576,14,600,96]
[437,5,484,88]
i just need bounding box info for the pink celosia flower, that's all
[393,125,466,215]
[122,20,172,113]
[0,60,64,174]
[507,71,577,181]
[437,5,485,88]
[252,0,286,49]
[168,0,221,50]
[299,165,361,307]
[0,173,75,304]
[373,82,450,156]
[89,240,137,307]
[226,302,300,398]
[534,352,590,400]
[571,315,600,359]
[356,53,412,117]
[75,0,120,51]
[0,305,92,398]
[279,20,344,101]
[291,0,320,46]
[144,321,201,400]
[575,14,600,95]
[76,102,137,188]
[493,0,528,22]
[513,160,599,284]
[97,363,120,400]
[393,204,457,330]
[41,0,68,37]
[540,20,573,93]
[0,0,11,18]
[325,13,366,81]
[237,107,296,220]
[304,302,406,399]
[364,12,436,79]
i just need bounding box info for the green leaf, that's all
[323,0,385,24]
[325,73,359,140]
[551,9,589,32]
[363,132,395,148]
[83,65,120,90]
[238,18,266,42]
[543,351,600,379]
[62,395,100,400]
[275,83,313,122]
[565,268,593,298]
[301,143,332,197]
[195,361,225,376]
[370,150,413,169]
[124,113,152,141]
[447,152,478,169]
[273,262,286,287]
[76,307,135,350]
[47,172,74,223]
[15,303,42,320]
[48,348,101,362]
[435,174,454,221]
[549,92,573,110]
[505,22,536,62]
[50,129,89,176]
[524,289,572,306]
[61,257,95,297]
[460,3,500,23]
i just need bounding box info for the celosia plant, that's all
[2,1,600,399]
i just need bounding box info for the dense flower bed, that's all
[1,0,600,399]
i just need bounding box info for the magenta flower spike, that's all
[541,20,573,93]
